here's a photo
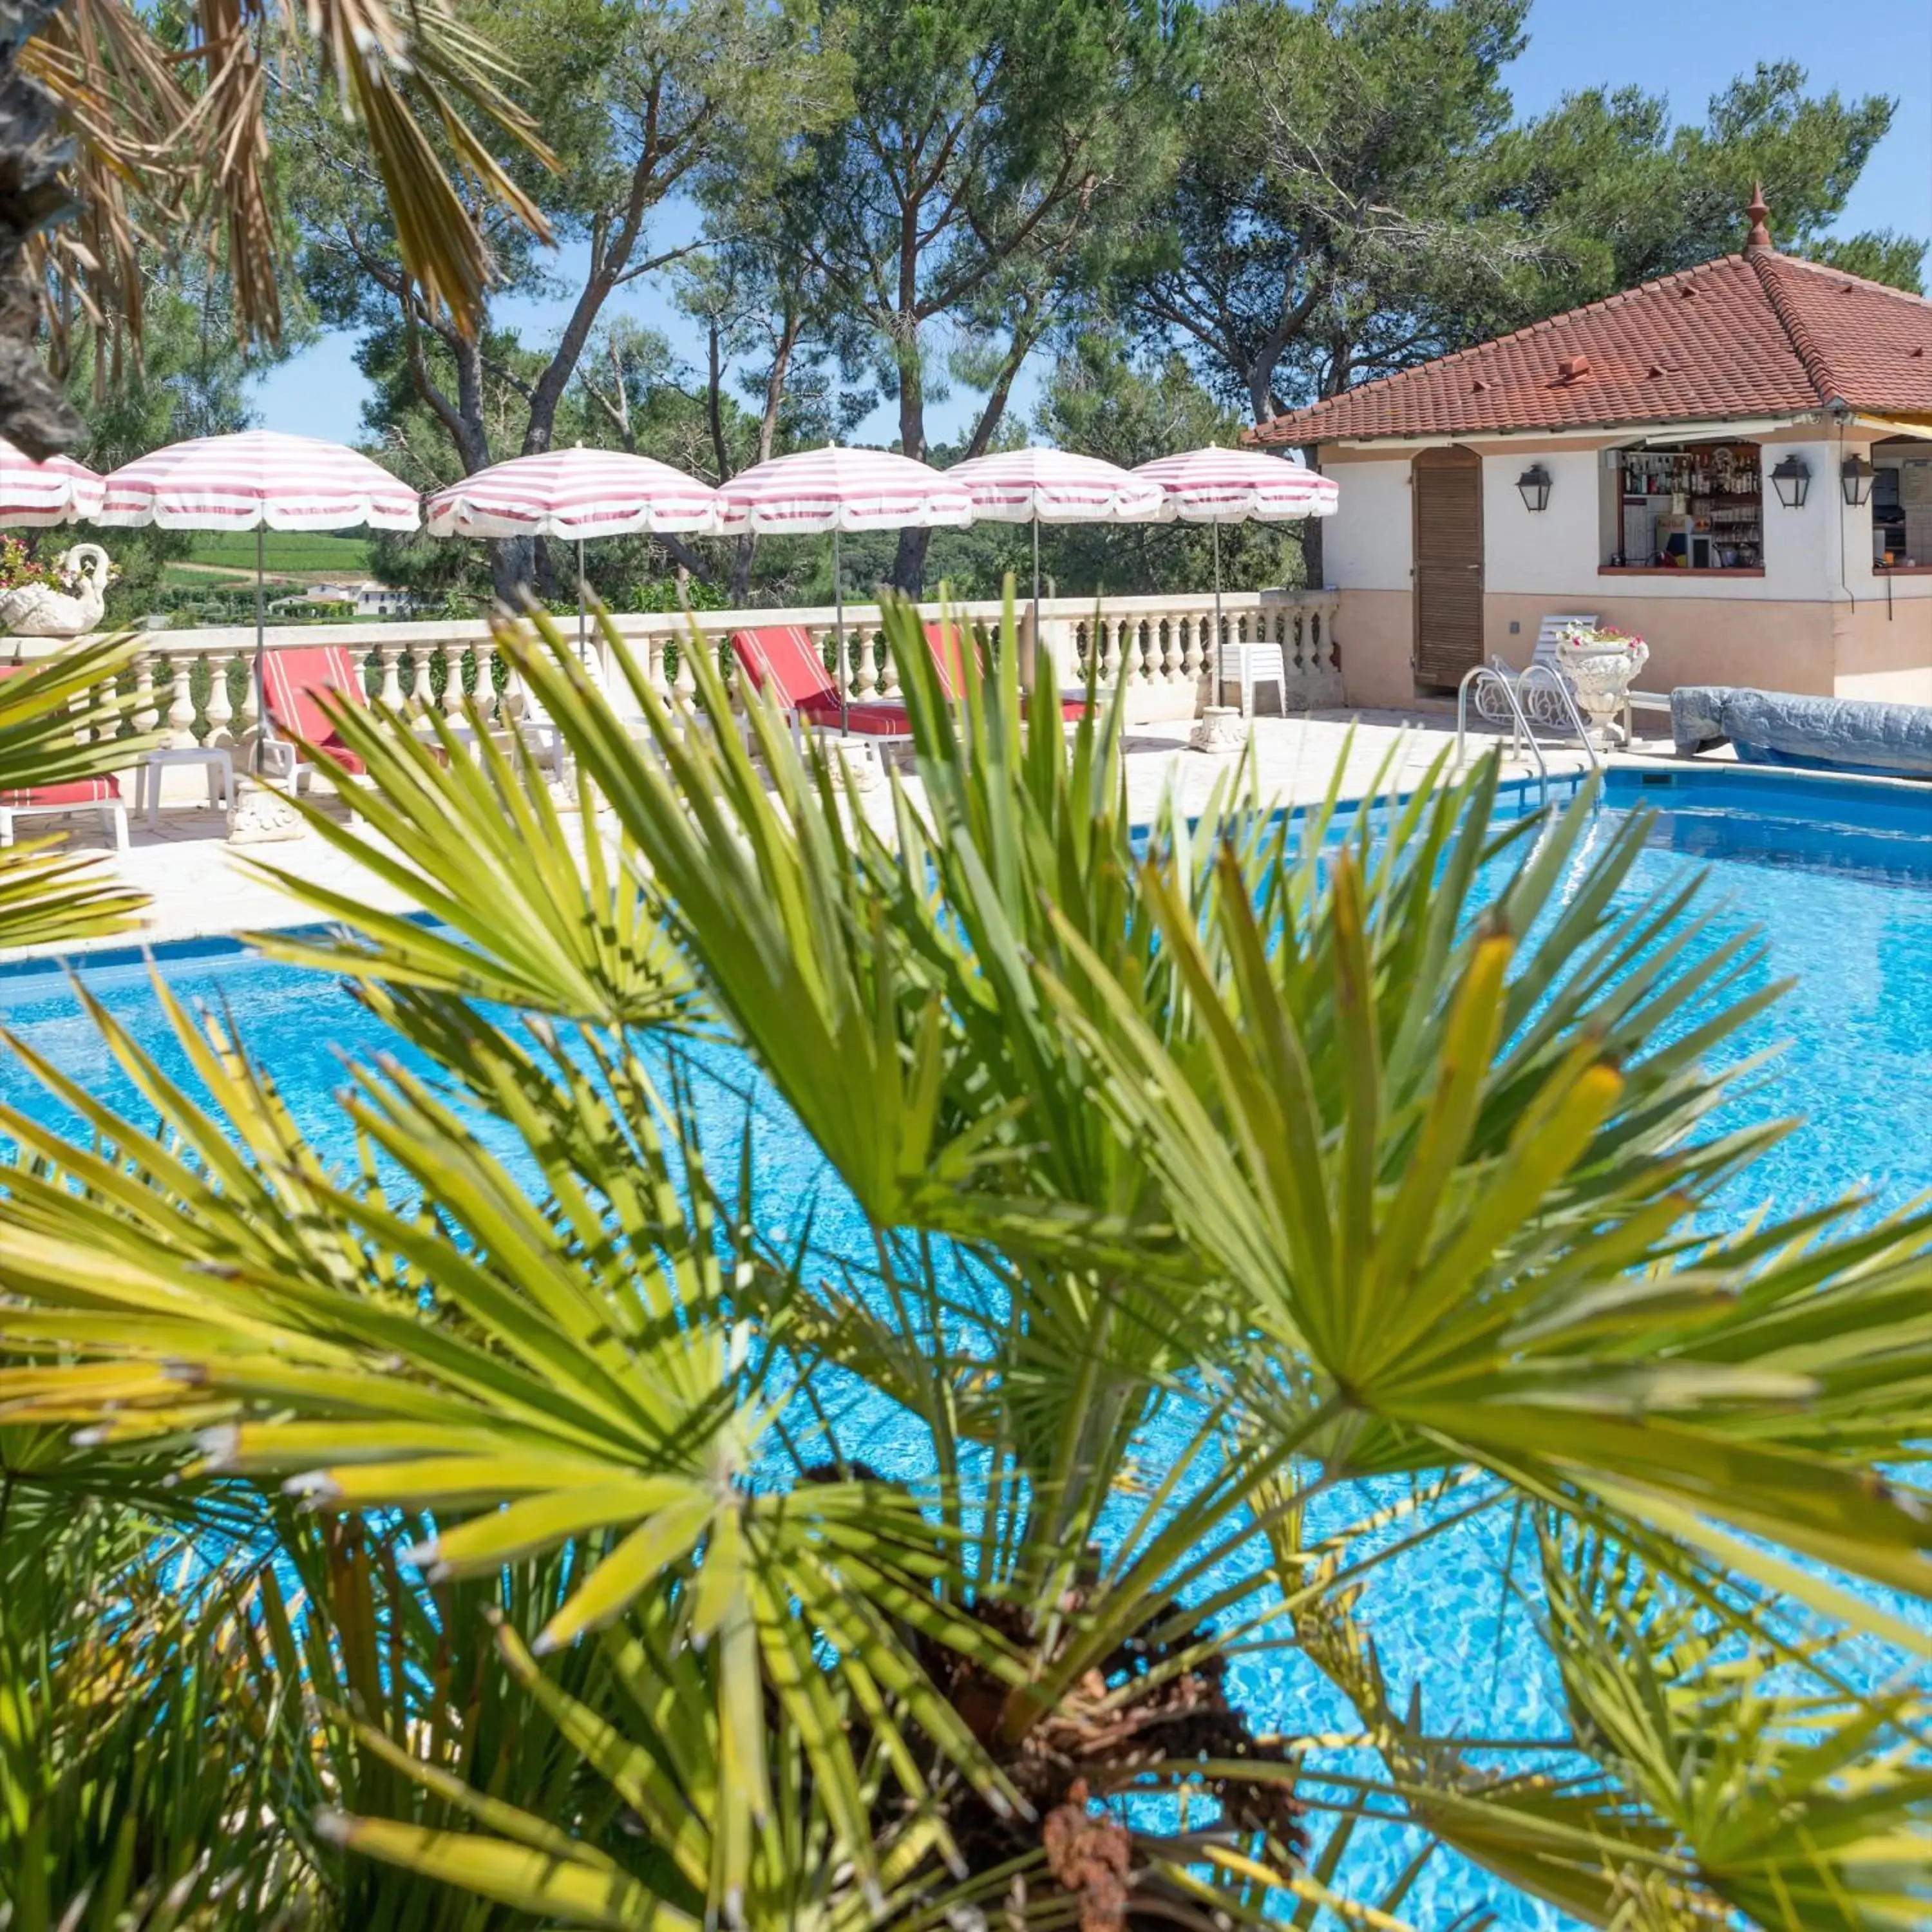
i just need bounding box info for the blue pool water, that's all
[2,763,1929,1925]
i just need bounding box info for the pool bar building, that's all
[1255,187,1932,710]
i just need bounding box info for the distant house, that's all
[269,585,355,615]
[1249,189,1932,709]
[268,580,416,619]
[348,581,415,617]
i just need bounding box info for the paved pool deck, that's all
[1,707,1618,961]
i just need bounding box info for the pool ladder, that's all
[1455,661,1600,810]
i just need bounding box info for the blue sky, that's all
[251,0,1932,449]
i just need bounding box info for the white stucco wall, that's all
[1479,449,1600,595]
[1320,433,1932,705]
[1472,436,1915,605]
[1320,458,1412,590]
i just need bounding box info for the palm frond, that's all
[0,634,154,949]
[25,0,555,351]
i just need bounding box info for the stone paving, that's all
[0,706,1629,961]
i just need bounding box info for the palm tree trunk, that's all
[0,0,85,459]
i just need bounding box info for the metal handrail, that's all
[1455,664,1549,810]
[1518,661,1602,773]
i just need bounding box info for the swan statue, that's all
[0,544,111,636]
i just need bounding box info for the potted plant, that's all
[0,538,119,642]
[1552,621,1649,744]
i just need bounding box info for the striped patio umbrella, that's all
[715,445,973,727]
[0,439,106,526]
[426,445,720,656]
[96,430,419,756]
[1133,448,1338,717]
[945,448,1164,648]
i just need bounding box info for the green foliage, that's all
[2,598,1931,1928]
[55,276,286,623]
[1802,230,1927,293]
[781,0,1193,589]
[1131,2,1920,417]
[1474,60,1914,319]
[0,637,155,951]
[0,1473,305,1931]
[283,0,844,601]
[182,532,374,574]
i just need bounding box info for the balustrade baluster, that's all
[851,625,877,701]
[673,630,700,707]
[439,645,466,724]
[131,653,159,738]
[473,639,502,724]
[402,644,437,734]
[495,640,529,727]
[376,643,405,717]
[204,650,236,745]
[646,634,674,706]
[160,651,197,746]
[1178,614,1201,694]
[238,649,263,743]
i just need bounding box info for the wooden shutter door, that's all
[1413,446,1484,689]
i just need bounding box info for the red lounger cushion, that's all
[305,737,367,775]
[922,621,978,699]
[0,775,122,808]
[731,626,840,710]
[797,694,910,737]
[263,645,366,750]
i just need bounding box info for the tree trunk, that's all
[890,343,927,595]
[1298,515,1322,590]
[0,0,85,459]
[489,536,534,605]
[730,307,803,602]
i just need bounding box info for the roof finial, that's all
[1745,181,1772,251]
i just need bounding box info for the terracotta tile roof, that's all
[1247,248,1932,447]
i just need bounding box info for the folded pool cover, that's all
[1671,686,1932,780]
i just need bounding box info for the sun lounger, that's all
[0,663,129,852]
[262,644,372,783]
[730,625,913,748]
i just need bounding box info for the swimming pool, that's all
[3,762,1929,1925]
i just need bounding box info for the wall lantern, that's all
[1769,454,1812,508]
[1515,463,1553,512]
[1841,455,1875,507]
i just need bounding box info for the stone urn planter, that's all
[0,542,113,638]
[1550,626,1649,746]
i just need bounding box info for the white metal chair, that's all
[1481,614,1598,737]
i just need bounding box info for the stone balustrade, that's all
[41,587,1341,750]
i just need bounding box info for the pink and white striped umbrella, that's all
[1133,448,1337,723]
[1132,446,1337,524]
[944,448,1164,524]
[424,446,719,539]
[715,444,973,535]
[95,429,418,531]
[0,439,106,526]
[715,446,970,732]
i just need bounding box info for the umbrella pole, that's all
[834,526,848,732]
[1032,516,1041,683]
[1211,520,1242,715]
[254,523,270,768]
[578,535,588,664]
